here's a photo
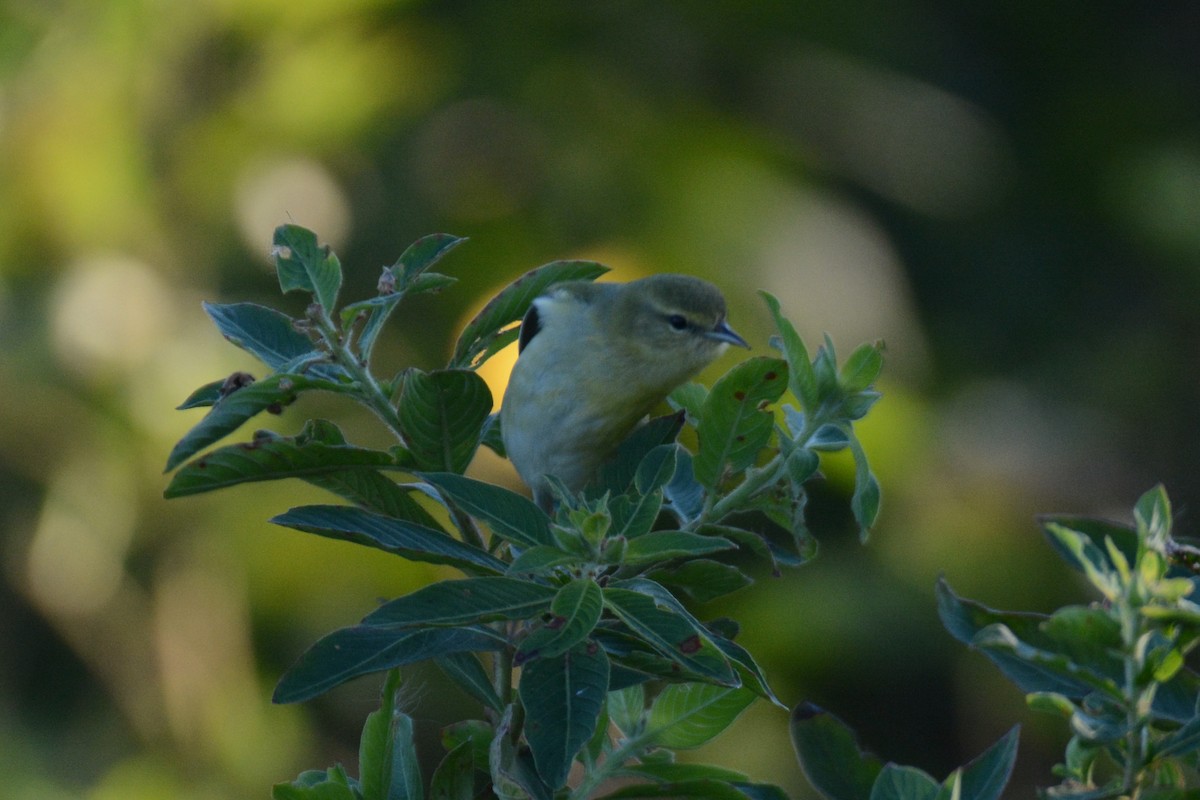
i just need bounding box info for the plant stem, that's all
[688,410,828,529]
[1119,599,1142,796]
[569,730,653,800]
[701,455,789,525]
[310,304,410,446]
[494,635,513,709]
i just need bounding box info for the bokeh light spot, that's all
[234,156,351,258]
[51,254,175,381]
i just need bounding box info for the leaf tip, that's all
[791,700,825,723]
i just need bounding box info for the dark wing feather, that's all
[517,303,541,353]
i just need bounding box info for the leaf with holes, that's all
[165,373,343,472]
[164,425,398,498]
[693,357,788,488]
[603,586,736,685]
[271,224,342,313]
[516,578,604,663]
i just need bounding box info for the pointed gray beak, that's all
[707,320,750,349]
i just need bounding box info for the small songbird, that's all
[501,274,749,510]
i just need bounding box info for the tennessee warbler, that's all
[501,274,748,510]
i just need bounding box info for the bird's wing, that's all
[517,302,542,353]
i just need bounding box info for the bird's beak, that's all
[707,320,750,349]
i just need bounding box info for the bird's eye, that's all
[667,314,688,331]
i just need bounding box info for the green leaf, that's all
[393,233,468,286]
[668,382,709,421]
[607,684,645,737]
[1135,484,1173,549]
[813,334,839,401]
[789,702,882,800]
[635,445,679,495]
[420,472,553,548]
[397,369,492,474]
[1026,692,1077,718]
[271,505,507,574]
[272,224,342,312]
[710,524,809,574]
[603,583,737,685]
[363,577,556,627]
[621,531,737,567]
[272,766,359,800]
[165,372,340,472]
[450,260,609,369]
[1038,515,1139,576]
[360,670,423,800]
[600,637,711,688]
[607,490,664,543]
[996,607,1128,694]
[479,414,505,457]
[516,578,604,663]
[250,422,444,527]
[869,765,939,800]
[1154,712,1200,759]
[711,635,784,708]
[847,431,881,542]
[441,719,494,774]
[838,342,884,393]
[301,470,444,530]
[805,423,850,451]
[519,641,610,788]
[622,763,750,785]
[488,706,553,800]
[346,234,466,363]
[591,413,686,499]
[693,357,788,488]
[646,559,752,604]
[203,301,329,374]
[937,579,1122,700]
[597,779,765,799]
[176,379,226,409]
[429,741,475,800]
[1042,522,1120,600]
[958,726,1019,800]
[645,683,756,749]
[274,625,506,704]
[164,425,398,498]
[759,291,818,412]
[435,652,504,713]
[508,545,580,576]
[663,449,705,525]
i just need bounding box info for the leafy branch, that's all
[164,224,921,800]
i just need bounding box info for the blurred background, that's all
[1,1,1198,797]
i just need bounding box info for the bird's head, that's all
[608,274,749,385]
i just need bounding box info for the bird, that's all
[501,274,749,511]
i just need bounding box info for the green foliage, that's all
[942,485,1200,798]
[165,225,889,798]
[789,703,1018,800]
